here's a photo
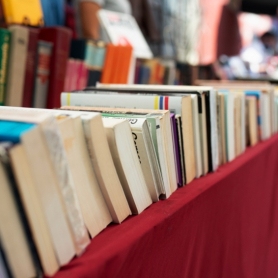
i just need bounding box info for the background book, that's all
[22,27,39,108]
[32,40,53,108]
[38,27,72,108]
[5,25,28,107]
[1,0,44,26]
[0,28,10,105]
[54,114,113,235]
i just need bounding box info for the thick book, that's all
[9,144,59,276]
[54,114,113,234]
[1,0,44,26]
[22,27,39,107]
[0,144,40,278]
[39,27,72,108]
[246,96,258,146]
[5,25,29,107]
[57,109,131,223]
[0,28,10,105]
[101,114,162,201]
[32,40,53,108]
[102,117,152,214]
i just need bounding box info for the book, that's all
[39,27,72,108]
[216,93,227,165]
[218,90,236,162]
[0,144,40,278]
[0,28,10,105]
[98,9,153,59]
[170,113,183,187]
[191,95,203,177]
[32,40,53,108]
[58,109,131,223]
[22,28,38,107]
[1,0,44,26]
[246,96,258,146]
[5,25,29,107]
[54,114,113,234]
[175,114,186,185]
[102,117,152,214]
[9,143,59,276]
[61,105,176,197]
[0,110,80,265]
[101,114,162,201]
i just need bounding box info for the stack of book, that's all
[1,81,278,276]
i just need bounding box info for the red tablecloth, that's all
[50,134,278,278]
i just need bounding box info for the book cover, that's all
[22,27,39,107]
[32,40,53,108]
[0,28,10,105]
[0,141,41,278]
[102,117,152,214]
[170,113,183,187]
[39,27,72,109]
[1,0,44,26]
[5,25,29,107]
[0,112,76,266]
[9,144,59,276]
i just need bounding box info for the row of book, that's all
[1,81,277,277]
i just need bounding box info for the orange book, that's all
[118,45,133,84]
[101,44,116,83]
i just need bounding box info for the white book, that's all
[5,25,29,106]
[56,115,112,236]
[191,95,202,177]
[102,117,152,214]
[101,115,163,201]
[219,91,236,161]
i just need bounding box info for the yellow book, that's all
[2,0,44,26]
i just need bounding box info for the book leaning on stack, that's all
[1,81,278,276]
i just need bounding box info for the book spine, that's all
[32,40,52,108]
[22,28,39,107]
[0,30,10,105]
[40,117,89,255]
[39,27,72,109]
[5,26,29,107]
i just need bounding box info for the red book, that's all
[22,27,39,107]
[38,27,72,109]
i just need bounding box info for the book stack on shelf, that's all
[0,1,190,110]
[1,80,278,277]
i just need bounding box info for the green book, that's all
[0,28,10,105]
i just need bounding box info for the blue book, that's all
[0,121,35,143]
